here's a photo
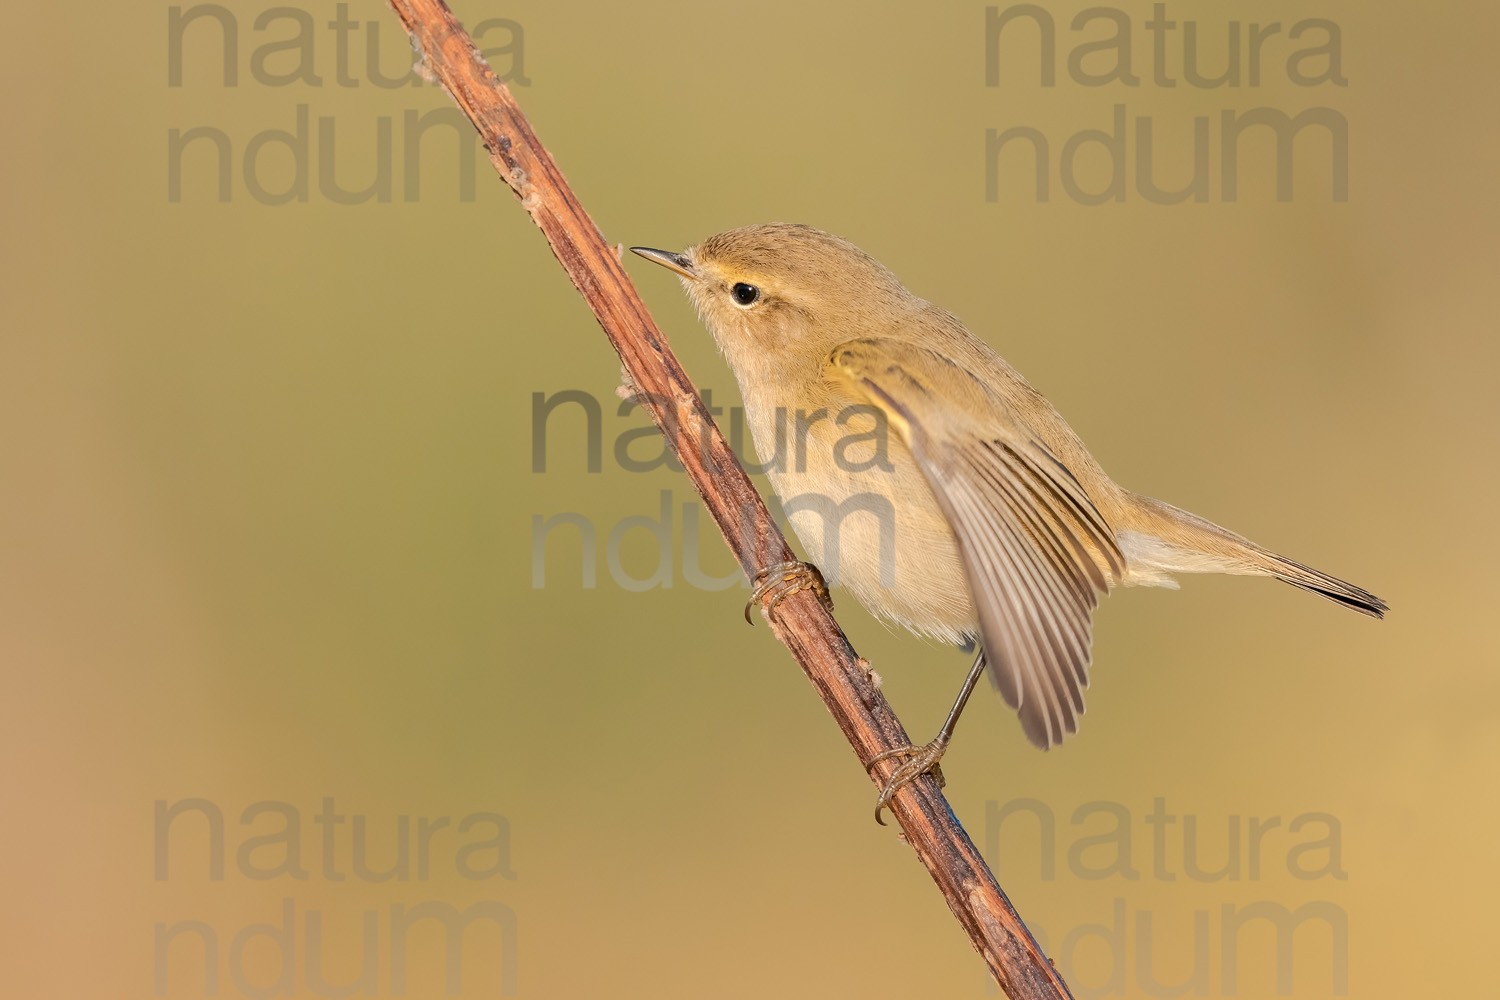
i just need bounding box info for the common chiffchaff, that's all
[632,224,1384,815]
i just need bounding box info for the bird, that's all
[630,224,1385,822]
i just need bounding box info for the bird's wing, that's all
[825,338,1125,749]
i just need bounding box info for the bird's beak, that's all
[630,246,695,279]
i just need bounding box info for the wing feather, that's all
[827,339,1123,749]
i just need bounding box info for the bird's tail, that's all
[1116,492,1388,619]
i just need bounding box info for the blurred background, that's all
[2,1,1496,996]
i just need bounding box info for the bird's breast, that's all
[740,391,977,644]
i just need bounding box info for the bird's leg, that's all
[745,560,832,624]
[869,648,988,826]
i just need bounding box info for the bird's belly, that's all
[767,448,976,645]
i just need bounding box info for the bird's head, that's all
[631,223,913,379]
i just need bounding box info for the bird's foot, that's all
[868,738,949,826]
[745,560,832,624]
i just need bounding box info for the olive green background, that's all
[3,1,1496,997]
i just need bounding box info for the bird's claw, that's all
[745,560,832,624]
[869,738,949,826]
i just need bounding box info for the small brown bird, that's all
[632,224,1385,821]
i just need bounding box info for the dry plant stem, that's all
[384,2,1072,996]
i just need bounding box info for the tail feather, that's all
[1116,493,1387,618]
[1259,556,1387,618]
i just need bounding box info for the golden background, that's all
[3,1,1495,996]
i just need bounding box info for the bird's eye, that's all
[731,282,760,306]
